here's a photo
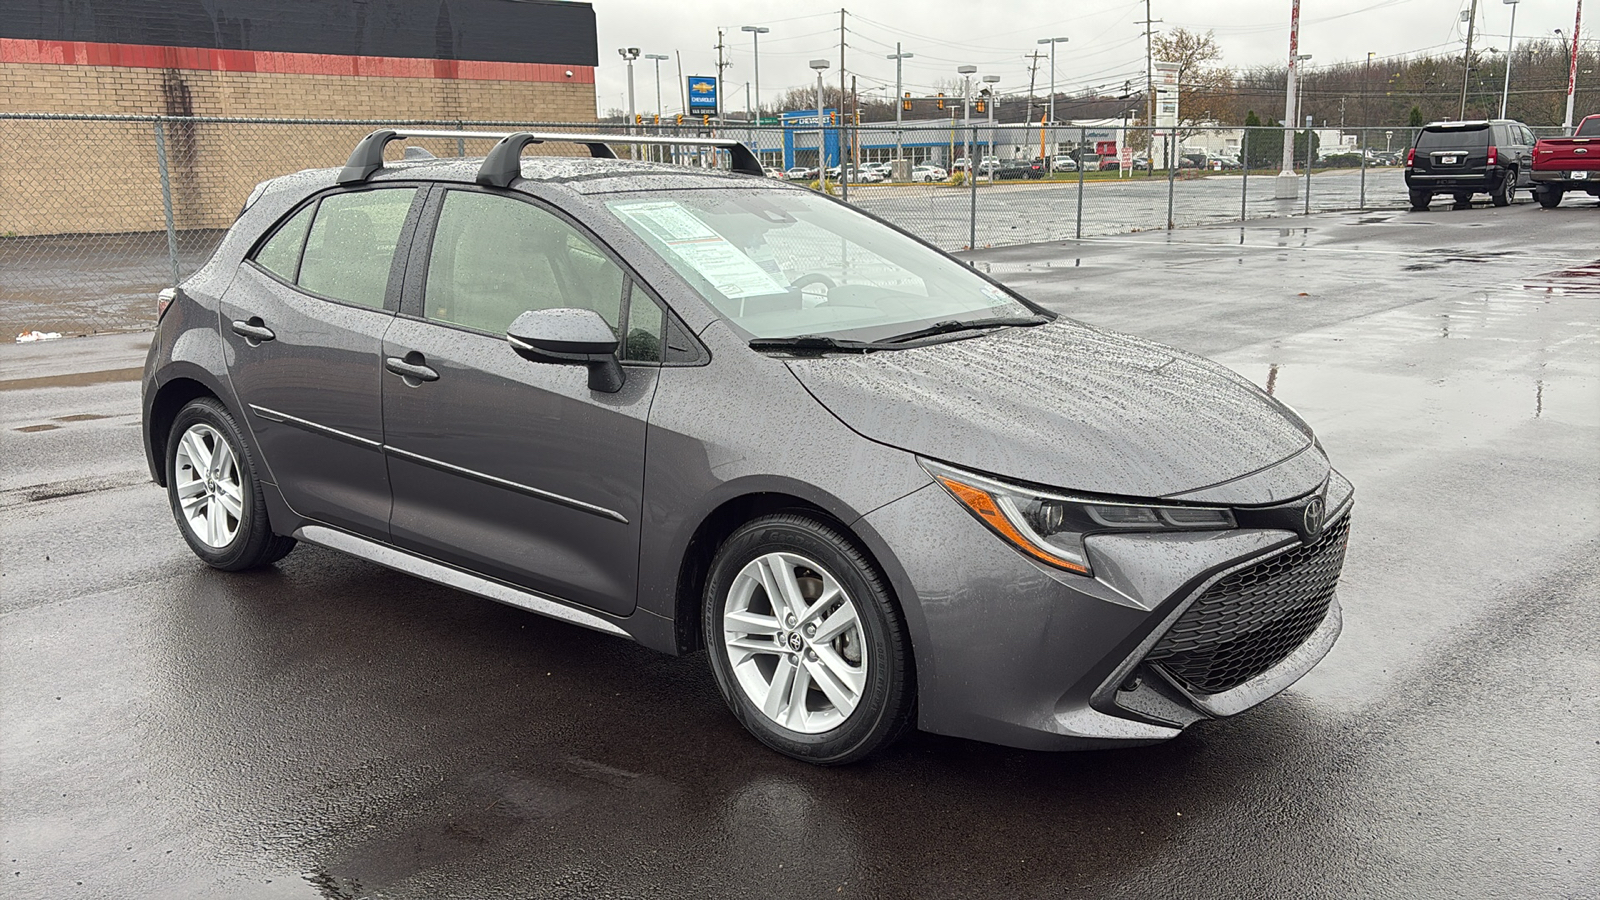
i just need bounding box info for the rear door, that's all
[221,185,425,538]
[381,187,670,616]
[1415,125,1488,176]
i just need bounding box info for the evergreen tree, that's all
[1409,106,1424,127]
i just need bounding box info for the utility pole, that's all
[839,8,849,198]
[741,26,769,124]
[887,44,914,172]
[1138,0,1162,175]
[1025,50,1044,125]
[1363,51,1374,126]
[1459,0,1480,119]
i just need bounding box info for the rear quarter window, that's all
[252,202,315,281]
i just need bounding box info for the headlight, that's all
[921,460,1236,576]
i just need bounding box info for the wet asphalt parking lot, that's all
[3,200,1598,899]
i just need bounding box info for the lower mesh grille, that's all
[1147,514,1350,695]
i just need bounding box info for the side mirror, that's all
[506,308,625,393]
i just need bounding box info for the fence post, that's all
[456,120,465,158]
[968,125,977,250]
[1075,126,1085,239]
[1241,129,1250,221]
[1166,132,1176,230]
[1303,131,1312,216]
[1358,127,1367,209]
[152,117,181,287]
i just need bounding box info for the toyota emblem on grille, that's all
[1303,496,1326,536]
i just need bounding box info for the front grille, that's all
[1147,514,1350,695]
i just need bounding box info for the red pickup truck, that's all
[1531,115,1600,208]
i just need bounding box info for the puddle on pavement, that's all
[15,423,60,433]
[0,366,144,391]
[1522,260,1600,296]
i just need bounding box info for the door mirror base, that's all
[507,308,626,393]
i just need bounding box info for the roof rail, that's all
[336,128,764,186]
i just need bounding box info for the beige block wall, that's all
[1,63,597,235]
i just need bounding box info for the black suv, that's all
[1405,119,1536,210]
[992,158,1044,180]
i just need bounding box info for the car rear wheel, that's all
[1409,189,1432,211]
[1492,168,1516,207]
[166,398,295,571]
[1536,187,1564,209]
[703,514,914,765]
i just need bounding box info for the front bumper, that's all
[862,469,1353,751]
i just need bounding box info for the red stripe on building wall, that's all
[0,38,595,84]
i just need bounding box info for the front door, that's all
[382,188,665,616]
[221,185,423,538]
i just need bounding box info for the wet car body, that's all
[141,139,1350,757]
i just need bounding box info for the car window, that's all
[253,202,314,281]
[622,283,665,363]
[1520,126,1538,145]
[297,188,416,309]
[424,191,625,337]
[1578,118,1600,137]
[1417,127,1487,150]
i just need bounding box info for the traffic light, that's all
[936,92,945,110]
[676,114,683,125]
[702,115,710,126]
[902,92,912,111]
[975,99,986,114]
[635,114,642,125]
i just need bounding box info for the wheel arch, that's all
[145,375,223,486]
[671,491,899,656]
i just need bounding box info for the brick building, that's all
[1,0,599,234]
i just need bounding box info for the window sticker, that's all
[612,200,786,300]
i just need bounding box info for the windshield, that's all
[604,189,1036,341]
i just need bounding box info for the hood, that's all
[785,320,1320,503]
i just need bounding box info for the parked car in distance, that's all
[785,166,815,180]
[912,164,948,182]
[1405,119,1536,210]
[951,156,969,172]
[1530,114,1600,208]
[1051,155,1077,172]
[1078,154,1101,172]
[991,159,1043,180]
[142,128,1352,765]
[764,167,785,179]
[849,167,884,184]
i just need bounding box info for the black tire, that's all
[1409,189,1432,211]
[1452,192,1473,208]
[165,397,295,571]
[1536,187,1563,209]
[1492,168,1516,207]
[703,513,915,765]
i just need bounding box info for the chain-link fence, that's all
[3,114,1550,336]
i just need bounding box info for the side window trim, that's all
[247,183,427,314]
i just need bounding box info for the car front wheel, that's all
[166,397,295,570]
[703,514,914,764]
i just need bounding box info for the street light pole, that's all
[1499,0,1520,118]
[958,64,977,175]
[1037,36,1068,162]
[810,58,831,190]
[618,47,640,157]
[644,53,668,162]
[887,44,914,172]
[740,26,769,123]
[982,74,1000,163]
[1278,0,1302,196]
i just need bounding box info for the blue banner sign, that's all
[687,76,718,113]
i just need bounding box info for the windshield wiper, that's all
[879,315,1051,345]
[747,334,894,353]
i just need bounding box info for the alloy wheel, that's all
[722,552,868,734]
[173,422,244,548]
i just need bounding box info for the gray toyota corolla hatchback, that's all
[141,130,1352,764]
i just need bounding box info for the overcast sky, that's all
[591,0,1589,116]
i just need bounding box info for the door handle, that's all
[385,355,439,384]
[230,318,275,345]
